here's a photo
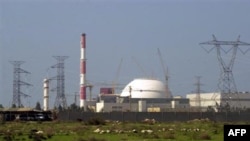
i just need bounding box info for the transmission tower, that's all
[51,56,68,109]
[199,35,250,106]
[194,76,203,111]
[10,61,32,108]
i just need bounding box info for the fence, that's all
[57,111,250,122]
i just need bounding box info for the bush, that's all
[85,117,106,125]
[199,133,211,140]
[163,132,175,139]
[3,135,12,141]
[88,137,106,141]
[0,114,5,124]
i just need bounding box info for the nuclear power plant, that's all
[2,33,250,122]
[75,33,189,112]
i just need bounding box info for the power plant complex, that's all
[2,33,250,119]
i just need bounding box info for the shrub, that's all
[85,117,106,125]
[76,137,86,141]
[44,127,54,139]
[17,131,23,136]
[163,132,175,139]
[3,135,12,141]
[0,114,5,124]
[88,137,106,141]
[199,133,211,140]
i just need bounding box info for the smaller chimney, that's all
[43,79,49,111]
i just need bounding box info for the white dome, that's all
[120,78,167,99]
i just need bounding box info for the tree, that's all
[69,103,78,110]
[58,105,63,111]
[12,104,16,108]
[35,102,42,111]
[0,104,3,108]
[207,106,215,112]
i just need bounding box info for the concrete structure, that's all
[96,97,189,112]
[95,78,189,112]
[120,78,169,99]
[92,78,250,113]
[43,79,49,111]
[186,92,250,111]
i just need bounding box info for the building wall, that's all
[96,102,131,112]
[95,98,190,112]
[138,100,146,112]
[187,92,221,108]
[186,92,250,109]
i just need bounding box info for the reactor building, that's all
[96,78,190,112]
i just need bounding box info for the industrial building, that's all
[69,33,190,112]
[186,92,250,112]
[0,108,52,121]
[43,33,250,113]
[95,78,190,112]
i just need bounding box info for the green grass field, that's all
[0,118,237,141]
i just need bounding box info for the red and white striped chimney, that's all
[80,33,86,108]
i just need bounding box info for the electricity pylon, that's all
[10,61,32,108]
[200,35,250,108]
[50,56,68,109]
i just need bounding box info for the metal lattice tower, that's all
[194,76,203,110]
[10,61,32,108]
[51,56,68,109]
[200,35,250,105]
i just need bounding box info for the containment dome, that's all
[120,78,167,99]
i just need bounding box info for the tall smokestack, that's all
[43,78,49,111]
[80,33,86,108]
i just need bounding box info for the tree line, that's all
[0,102,81,111]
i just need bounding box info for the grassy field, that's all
[0,118,234,141]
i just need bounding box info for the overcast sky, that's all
[1,0,250,108]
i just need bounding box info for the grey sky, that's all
[1,0,250,107]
